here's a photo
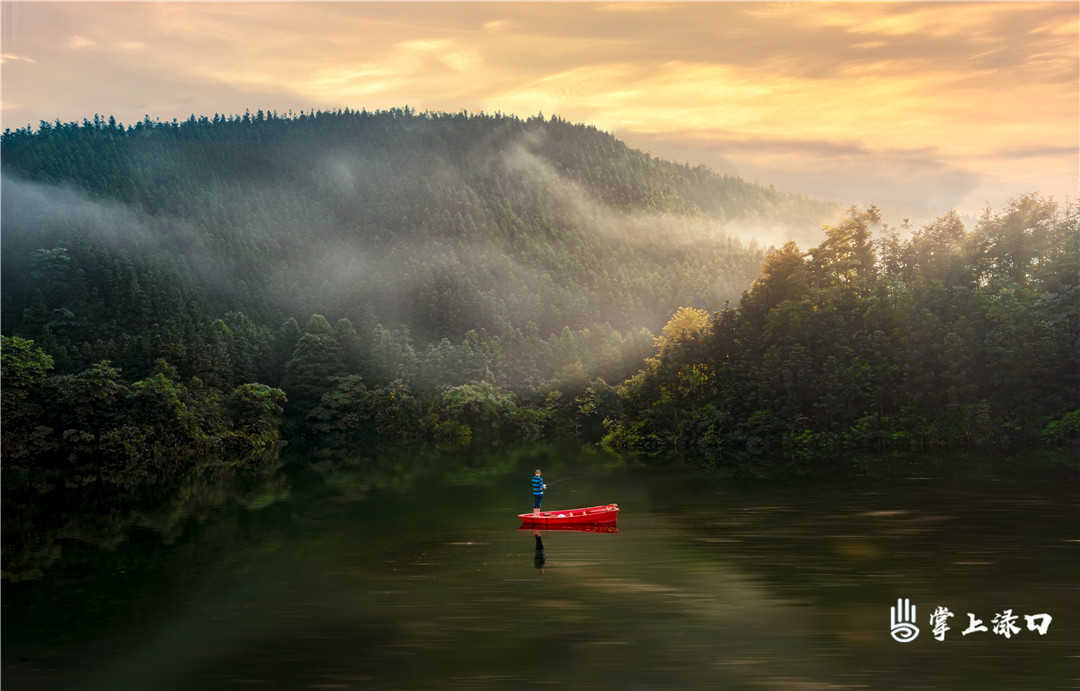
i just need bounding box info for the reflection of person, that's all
[534,531,546,574]
[531,469,546,516]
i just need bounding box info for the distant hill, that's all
[2,108,839,347]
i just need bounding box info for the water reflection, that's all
[533,531,546,574]
[525,525,621,575]
[517,524,621,534]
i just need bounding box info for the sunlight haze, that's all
[2,1,1076,214]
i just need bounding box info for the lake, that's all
[3,445,1076,690]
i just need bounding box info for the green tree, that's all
[435,381,524,447]
[281,315,347,424]
[49,360,131,462]
[308,376,422,453]
[228,383,286,450]
[130,358,201,445]
[740,241,808,319]
[810,205,880,293]
[1,335,56,461]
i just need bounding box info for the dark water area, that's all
[3,446,1077,690]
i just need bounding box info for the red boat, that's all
[519,504,619,527]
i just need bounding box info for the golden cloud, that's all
[1,1,1073,211]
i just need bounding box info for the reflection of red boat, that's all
[518,523,620,534]
[519,504,619,527]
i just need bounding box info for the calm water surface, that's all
[3,447,1077,690]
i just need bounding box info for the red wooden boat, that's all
[519,504,619,527]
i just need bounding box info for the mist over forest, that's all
[2,109,837,338]
[2,108,1076,482]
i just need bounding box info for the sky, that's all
[1,1,1077,215]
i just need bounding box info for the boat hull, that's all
[519,504,619,526]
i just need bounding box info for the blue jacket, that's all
[532,475,544,496]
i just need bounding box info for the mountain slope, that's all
[2,108,839,355]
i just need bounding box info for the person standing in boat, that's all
[531,469,546,516]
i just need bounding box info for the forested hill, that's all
[4,108,1073,476]
[2,108,836,346]
[0,108,842,469]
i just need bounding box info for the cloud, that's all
[597,2,670,14]
[987,145,1079,161]
[0,2,1074,214]
[288,38,482,102]
[67,35,96,50]
[619,129,981,212]
[1,53,36,64]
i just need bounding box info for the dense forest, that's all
[1,108,1076,484]
[604,200,1078,456]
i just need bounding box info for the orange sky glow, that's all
[2,1,1076,214]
